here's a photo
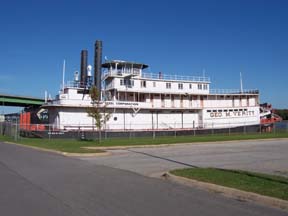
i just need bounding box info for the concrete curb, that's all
[4,141,110,157]
[62,152,110,157]
[163,172,288,211]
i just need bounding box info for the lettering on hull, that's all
[210,111,255,118]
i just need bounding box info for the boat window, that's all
[166,83,171,89]
[121,79,134,87]
[213,110,217,112]
[203,84,208,90]
[114,117,117,121]
[189,83,192,89]
[178,83,183,89]
[198,84,202,90]
[229,109,233,112]
[207,110,211,112]
[224,110,228,112]
[77,89,89,94]
[218,110,222,112]
[234,109,238,111]
[153,82,156,87]
[141,80,146,88]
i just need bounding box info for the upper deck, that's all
[102,60,210,83]
[58,58,258,98]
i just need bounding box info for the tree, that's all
[87,85,110,142]
[274,109,288,120]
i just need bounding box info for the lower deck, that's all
[48,106,260,131]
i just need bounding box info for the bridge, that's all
[0,93,45,107]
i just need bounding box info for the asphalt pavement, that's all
[80,139,288,177]
[0,141,287,216]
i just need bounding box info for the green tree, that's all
[87,85,110,142]
[274,109,288,120]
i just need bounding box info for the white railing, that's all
[102,69,210,82]
[141,72,210,82]
[210,89,259,94]
[102,69,141,79]
[64,81,87,88]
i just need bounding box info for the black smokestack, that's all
[94,40,102,92]
[80,50,88,87]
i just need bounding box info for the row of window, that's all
[120,79,208,90]
[207,108,248,113]
[120,79,134,86]
[198,84,208,90]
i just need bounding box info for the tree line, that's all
[274,109,288,120]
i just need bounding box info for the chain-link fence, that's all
[0,121,20,141]
[1,121,287,140]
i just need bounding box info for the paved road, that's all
[80,139,288,177]
[0,141,287,215]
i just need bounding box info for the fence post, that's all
[228,123,231,136]
[174,122,176,138]
[48,124,51,140]
[14,119,18,141]
[129,123,131,139]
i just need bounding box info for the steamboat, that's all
[20,40,281,138]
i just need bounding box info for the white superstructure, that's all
[44,59,260,131]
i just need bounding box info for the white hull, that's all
[47,105,260,131]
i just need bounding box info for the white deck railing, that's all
[102,69,210,82]
[141,72,210,82]
[210,89,259,94]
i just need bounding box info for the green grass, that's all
[171,168,288,200]
[0,136,104,153]
[0,132,287,153]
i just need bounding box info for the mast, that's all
[240,72,243,93]
[62,59,66,92]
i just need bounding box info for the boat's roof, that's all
[102,60,149,69]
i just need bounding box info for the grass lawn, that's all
[0,132,287,153]
[171,168,288,200]
[0,136,104,153]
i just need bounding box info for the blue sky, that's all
[0,0,288,113]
